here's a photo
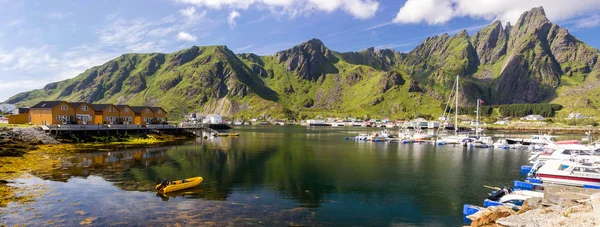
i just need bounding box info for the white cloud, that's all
[175,0,379,19]
[574,14,600,28]
[0,49,13,64]
[176,31,198,41]
[47,11,73,19]
[228,11,241,28]
[179,6,207,21]
[234,43,258,52]
[393,0,600,25]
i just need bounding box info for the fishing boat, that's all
[155,177,203,193]
[468,137,493,148]
[534,160,600,187]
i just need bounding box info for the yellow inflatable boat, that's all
[155,177,203,193]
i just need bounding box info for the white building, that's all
[566,113,584,120]
[523,115,545,121]
[202,114,222,124]
[494,120,510,125]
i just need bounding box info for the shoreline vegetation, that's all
[0,126,197,209]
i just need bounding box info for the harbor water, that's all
[2,126,582,226]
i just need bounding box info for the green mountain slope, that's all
[5,6,600,120]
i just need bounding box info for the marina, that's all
[1,125,546,226]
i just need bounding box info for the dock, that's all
[41,123,231,135]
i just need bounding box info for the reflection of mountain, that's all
[48,146,169,182]
[41,127,530,223]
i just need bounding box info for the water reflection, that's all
[2,126,544,226]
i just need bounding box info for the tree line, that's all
[497,104,562,117]
[440,103,563,118]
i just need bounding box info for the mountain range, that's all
[5,7,600,120]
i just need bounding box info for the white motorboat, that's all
[468,138,494,148]
[507,135,579,146]
[485,187,544,210]
[354,133,369,141]
[529,144,600,164]
[534,160,600,187]
[413,130,433,141]
[233,121,243,125]
[437,134,469,145]
[493,139,510,149]
[398,129,415,143]
[468,137,493,148]
[366,133,387,142]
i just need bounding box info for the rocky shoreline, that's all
[0,127,197,157]
[467,186,600,227]
[0,127,58,157]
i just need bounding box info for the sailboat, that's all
[437,75,469,145]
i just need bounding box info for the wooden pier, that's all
[41,123,231,135]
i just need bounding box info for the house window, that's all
[109,107,115,112]
[146,109,150,114]
[61,105,68,110]
[158,110,162,114]
[56,115,61,121]
[82,106,88,111]
[125,108,130,113]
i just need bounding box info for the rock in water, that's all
[467,206,516,227]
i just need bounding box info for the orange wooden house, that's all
[91,104,120,124]
[69,102,97,124]
[28,101,76,125]
[150,107,168,124]
[115,105,135,125]
[7,108,30,124]
[130,106,154,126]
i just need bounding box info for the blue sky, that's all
[1,0,600,101]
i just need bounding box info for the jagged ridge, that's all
[5,6,600,119]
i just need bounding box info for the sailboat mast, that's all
[476,99,480,137]
[455,75,459,135]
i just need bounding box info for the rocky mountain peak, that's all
[470,20,508,64]
[454,30,469,38]
[513,6,550,31]
[275,38,338,80]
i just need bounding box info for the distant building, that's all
[203,114,222,124]
[566,113,584,120]
[0,116,8,124]
[494,120,510,125]
[523,115,545,121]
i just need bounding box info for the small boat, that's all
[155,177,203,193]
[535,160,600,187]
[469,136,493,148]
[216,133,240,137]
[484,187,543,210]
[493,139,510,149]
[354,133,369,141]
[413,130,433,141]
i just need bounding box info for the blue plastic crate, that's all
[584,185,600,189]
[527,178,542,184]
[463,204,482,216]
[514,180,534,190]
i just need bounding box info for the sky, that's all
[1,0,600,102]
